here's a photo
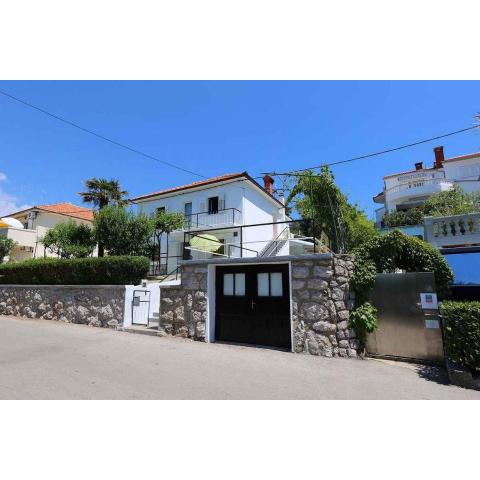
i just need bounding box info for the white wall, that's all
[444,156,480,194]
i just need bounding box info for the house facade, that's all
[131,172,315,276]
[373,146,480,227]
[0,202,94,262]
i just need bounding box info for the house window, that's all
[208,196,219,214]
[157,207,166,214]
[257,272,283,297]
[223,273,246,296]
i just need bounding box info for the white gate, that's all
[131,289,151,326]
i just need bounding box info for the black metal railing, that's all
[184,208,242,229]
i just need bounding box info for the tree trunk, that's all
[98,242,105,257]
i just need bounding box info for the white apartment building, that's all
[131,172,314,275]
[374,146,480,227]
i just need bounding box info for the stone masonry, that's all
[159,254,359,358]
[291,254,358,357]
[0,285,125,328]
[159,264,207,340]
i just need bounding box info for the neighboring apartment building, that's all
[131,172,314,275]
[0,202,94,261]
[373,146,480,227]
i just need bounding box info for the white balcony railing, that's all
[387,178,454,203]
[424,213,480,248]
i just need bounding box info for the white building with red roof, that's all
[0,202,94,261]
[373,146,480,226]
[131,171,314,275]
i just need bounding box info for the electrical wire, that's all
[0,88,209,179]
[263,125,480,176]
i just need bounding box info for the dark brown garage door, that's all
[215,264,291,349]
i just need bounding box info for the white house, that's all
[131,172,315,275]
[373,146,480,227]
[0,202,94,262]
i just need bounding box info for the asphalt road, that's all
[1,315,479,399]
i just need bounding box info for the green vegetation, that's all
[423,185,480,217]
[153,210,185,235]
[0,236,16,264]
[287,166,378,253]
[41,220,97,258]
[350,230,454,344]
[79,177,129,256]
[382,208,424,227]
[0,256,150,285]
[349,302,378,344]
[381,186,480,228]
[441,301,480,372]
[94,205,155,257]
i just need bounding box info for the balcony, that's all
[183,208,242,231]
[387,178,454,204]
[424,213,480,249]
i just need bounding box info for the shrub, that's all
[383,208,424,227]
[0,236,17,263]
[0,256,150,285]
[94,206,155,256]
[350,302,378,344]
[441,300,480,372]
[41,220,97,258]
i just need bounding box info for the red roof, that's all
[10,202,94,222]
[444,151,480,163]
[131,172,283,206]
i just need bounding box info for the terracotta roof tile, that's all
[9,202,94,222]
[131,172,248,201]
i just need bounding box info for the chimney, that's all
[263,174,274,195]
[434,146,444,169]
[415,162,423,171]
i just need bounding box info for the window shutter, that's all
[200,199,206,212]
[219,194,226,211]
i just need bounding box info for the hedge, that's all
[441,301,480,372]
[0,256,150,285]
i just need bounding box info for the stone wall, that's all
[159,255,358,358]
[0,285,125,328]
[159,264,207,340]
[291,254,358,357]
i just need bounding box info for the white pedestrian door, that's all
[132,290,151,326]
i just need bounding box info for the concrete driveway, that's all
[1,315,479,399]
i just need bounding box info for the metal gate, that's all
[366,272,444,363]
[132,289,151,326]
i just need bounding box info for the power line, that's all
[0,88,208,179]
[263,124,480,176]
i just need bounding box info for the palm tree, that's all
[79,178,128,209]
[79,178,128,256]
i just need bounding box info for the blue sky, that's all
[0,81,479,218]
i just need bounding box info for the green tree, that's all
[41,221,97,258]
[287,167,378,253]
[0,236,16,263]
[79,178,129,256]
[423,184,480,217]
[94,205,155,256]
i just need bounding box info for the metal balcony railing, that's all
[424,213,480,248]
[183,208,242,230]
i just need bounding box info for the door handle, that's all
[251,300,256,310]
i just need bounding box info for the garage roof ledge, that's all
[178,253,333,266]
